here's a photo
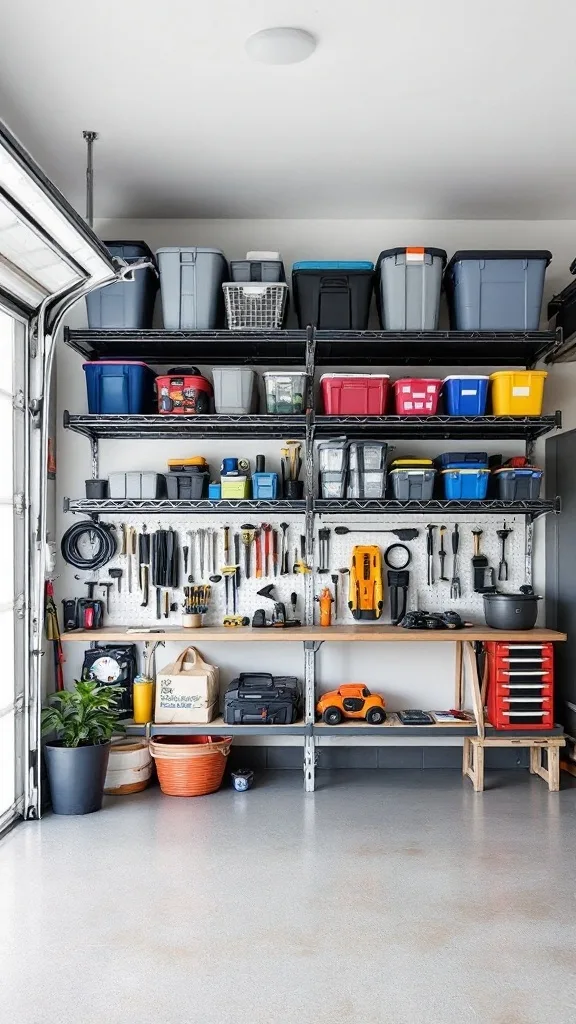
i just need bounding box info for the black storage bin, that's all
[224,672,301,725]
[86,242,158,329]
[165,472,208,500]
[85,479,108,499]
[292,262,374,329]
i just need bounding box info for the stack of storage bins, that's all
[318,440,389,499]
[223,252,288,329]
[318,439,348,498]
[292,261,374,329]
[444,250,552,330]
[437,452,490,500]
[348,442,389,498]
[375,247,446,330]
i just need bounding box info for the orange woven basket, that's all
[149,735,232,797]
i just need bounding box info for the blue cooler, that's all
[443,376,489,416]
[83,361,156,414]
[444,250,552,330]
[442,467,490,499]
[436,451,488,468]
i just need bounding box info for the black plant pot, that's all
[44,742,111,815]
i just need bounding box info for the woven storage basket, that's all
[150,735,232,797]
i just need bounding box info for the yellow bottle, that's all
[133,676,154,724]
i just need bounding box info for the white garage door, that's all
[0,310,26,835]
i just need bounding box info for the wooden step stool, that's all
[463,735,566,792]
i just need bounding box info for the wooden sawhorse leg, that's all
[530,742,561,792]
[463,737,485,792]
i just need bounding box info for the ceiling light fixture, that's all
[245,27,317,65]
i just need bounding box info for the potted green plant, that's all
[42,679,125,815]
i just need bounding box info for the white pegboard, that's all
[59,512,308,628]
[314,512,529,625]
[60,510,530,631]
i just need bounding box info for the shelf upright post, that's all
[90,435,99,480]
[302,326,317,791]
[524,425,537,585]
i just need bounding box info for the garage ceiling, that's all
[2,0,575,219]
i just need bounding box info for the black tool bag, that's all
[81,644,138,718]
[224,672,301,725]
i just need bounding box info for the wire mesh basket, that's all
[223,282,288,330]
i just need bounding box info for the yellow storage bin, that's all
[390,458,434,467]
[221,476,250,499]
[489,370,547,416]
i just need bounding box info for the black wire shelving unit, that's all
[314,498,561,520]
[63,411,307,441]
[63,498,306,515]
[313,329,560,368]
[64,327,561,368]
[313,413,561,442]
[63,328,309,365]
[64,497,560,520]
[64,411,561,444]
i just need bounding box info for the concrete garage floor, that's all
[1,771,576,1024]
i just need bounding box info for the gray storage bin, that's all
[165,472,208,500]
[494,468,543,501]
[108,472,165,499]
[212,367,257,414]
[320,471,347,499]
[444,250,552,330]
[390,468,436,500]
[157,247,228,330]
[347,469,387,499]
[230,254,285,282]
[86,241,158,329]
[376,247,446,330]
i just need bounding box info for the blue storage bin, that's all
[444,250,552,330]
[83,361,156,415]
[208,482,221,500]
[443,375,489,416]
[252,472,279,500]
[442,468,490,500]
[86,241,158,329]
[436,451,488,467]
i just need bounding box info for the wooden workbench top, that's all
[60,625,567,643]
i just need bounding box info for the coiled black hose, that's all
[61,520,116,570]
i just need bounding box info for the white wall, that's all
[55,217,576,743]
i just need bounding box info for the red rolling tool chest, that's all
[486,642,554,730]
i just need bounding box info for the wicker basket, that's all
[150,735,232,797]
[223,282,288,330]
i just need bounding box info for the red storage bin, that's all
[320,374,390,415]
[393,377,442,415]
[156,368,212,415]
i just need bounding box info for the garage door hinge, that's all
[14,593,25,619]
[12,390,25,411]
[13,492,25,516]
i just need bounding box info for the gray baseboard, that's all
[228,746,530,771]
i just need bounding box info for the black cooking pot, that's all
[483,586,541,630]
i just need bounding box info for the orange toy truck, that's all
[316,684,386,725]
